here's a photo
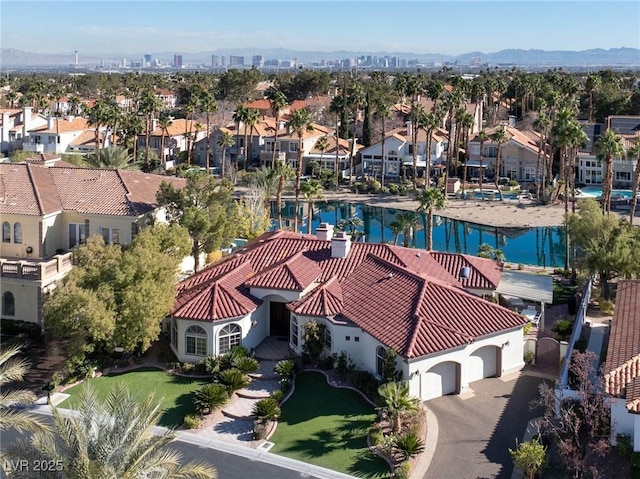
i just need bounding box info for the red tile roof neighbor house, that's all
[605,279,640,413]
[173,230,526,360]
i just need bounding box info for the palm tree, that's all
[287,108,314,232]
[301,180,326,234]
[200,92,217,173]
[457,110,475,198]
[409,103,424,189]
[86,146,135,169]
[158,113,173,168]
[245,108,260,167]
[314,135,329,177]
[217,130,235,179]
[394,211,419,248]
[585,73,601,124]
[68,94,81,116]
[4,383,215,479]
[274,160,294,229]
[330,94,347,189]
[232,104,249,171]
[139,89,163,169]
[374,99,392,186]
[389,221,403,246]
[87,98,109,161]
[533,111,550,202]
[267,88,288,168]
[477,129,489,199]
[627,138,640,224]
[492,126,509,201]
[123,112,145,163]
[595,129,626,214]
[192,121,204,164]
[6,90,18,109]
[0,344,48,434]
[377,381,420,434]
[417,187,447,251]
[347,83,366,187]
[185,98,198,164]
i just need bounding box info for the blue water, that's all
[272,201,567,268]
[463,190,521,200]
[578,186,634,199]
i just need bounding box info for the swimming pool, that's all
[577,186,634,199]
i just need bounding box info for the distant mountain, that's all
[1,47,639,68]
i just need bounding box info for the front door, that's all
[269,302,290,337]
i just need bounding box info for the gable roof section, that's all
[117,170,185,215]
[430,252,502,290]
[604,280,640,412]
[0,163,62,215]
[289,276,344,317]
[245,251,322,291]
[30,117,90,134]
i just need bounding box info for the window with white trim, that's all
[218,323,241,355]
[68,223,86,249]
[2,222,10,243]
[376,346,386,378]
[185,325,207,356]
[101,227,120,244]
[2,292,15,316]
[291,316,299,347]
[13,223,22,244]
[325,328,332,350]
[171,318,178,348]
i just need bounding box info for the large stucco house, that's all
[0,163,185,327]
[169,226,527,401]
[605,280,640,452]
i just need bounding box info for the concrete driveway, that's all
[424,371,548,479]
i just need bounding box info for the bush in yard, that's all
[393,460,411,479]
[220,346,248,370]
[218,368,249,393]
[509,438,547,479]
[270,390,284,403]
[233,356,259,374]
[193,383,229,414]
[369,426,383,446]
[349,370,380,399]
[252,398,281,422]
[302,320,326,365]
[393,431,425,461]
[334,351,354,380]
[598,298,614,315]
[617,433,634,458]
[180,362,195,374]
[203,355,221,375]
[274,359,296,383]
[253,419,270,440]
[552,319,573,341]
[182,414,201,429]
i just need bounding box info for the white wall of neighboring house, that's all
[610,399,640,451]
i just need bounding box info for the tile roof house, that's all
[605,280,640,452]
[169,227,527,401]
[139,118,208,167]
[0,107,48,156]
[0,163,185,326]
[24,116,109,155]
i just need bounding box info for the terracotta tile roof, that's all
[150,118,202,137]
[173,231,521,355]
[0,164,184,217]
[430,252,503,290]
[30,117,90,134]
[243,99,272,110]
[604,280,640,407]
[68,130,99,146]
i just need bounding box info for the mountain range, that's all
[1,47,639,68]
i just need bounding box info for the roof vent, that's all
[386,272,393,279]
[416,252,421,258]
[459,266,471,279]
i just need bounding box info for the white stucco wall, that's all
[0,280,41,325]
[610,399,639,451]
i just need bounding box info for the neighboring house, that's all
[139,118,208,165]
[24,116,108,155]
[168,227,526,401]
[155,89,177,109]
[305,134,354,177]
[358,123,448,179]
[0,107,48,156]
[468,125,550,182]
[0,163,185,326]
[605,280,640,452]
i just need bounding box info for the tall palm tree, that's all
[301,179,326,234]
[330,94,347,189]
[389,221,403,246]
[394,211,419,248]
[477,129,489,199]
[267,88,288,168]
[6,90,18,109]
[87,98,110,161]
[158,113,173,168]
[417,187,447,251]
[585,73,601,124]
[287,108,314,232]
[139,89,163,169]
[377,381,420,434]
[627,138,640,225]
[191,122,204,164]
[409,103,424,189]
[123,112,145,163]
[314,135,329,177]
[0,345,48,434]
[245,108,260,167]
[492,126,508,201]
[274,159,294,229]
[232,104,249,171]
[185,98,198,164]
[457,110,474,198]
[217,130,235,179]
[86,146,135,169]
[533,111,550,202]
[595,129,626,214]
[4,383,215,479]
[200,92,217,173]
[374,99,392,187]
[347,83,366,187]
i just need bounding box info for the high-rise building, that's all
[221,55,226,67]
[144,53,152,67]
[173,54,183,68]
[74,50,79,65]
[229,55,244,67]
[211,55,220,67]
[252,55,264,67]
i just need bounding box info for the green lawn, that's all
[269,372,389,478]
[60,367,208,427]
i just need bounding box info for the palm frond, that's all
[0,409,50,433]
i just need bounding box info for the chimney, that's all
[316,222,334,241]
[406,121,412,137]
[47,115,56,130]
[331,231,351,259]
[152,118,159,132]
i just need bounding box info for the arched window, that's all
[290,316,299,348]
[2,292,15,316]
[13,223,22,244]
[185,325,207,356]
[325,328,332,351]
[2,222,10,243]
[218,323,241,355]
[376,346,386,378]
[170,318,178,348]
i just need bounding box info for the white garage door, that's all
[467,346,497,383]
[423,362,457,400]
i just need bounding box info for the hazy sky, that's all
[2,1,639,56]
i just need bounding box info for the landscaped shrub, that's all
[203,355,221,375]
[234,356,259,374]
[218,368,249,393]
[524,351,535,365]
[388,184,400,195]
[598,298,614,315]
[394,460,411,479]
[252,398,281,422]
[274,359,296,383]
[253,419,270,440]
[182,414,201,429]
[369,426,383,446]
[349,370,380,399]
[220,346,249,370]
[617,433,634,458]
[270,390,284,403]
[393,432,425,461]
[334,351,354,380]
[318,355,334,370]
[552,319,573,341]
[193,383,229,414]
[0,319,42,339]
[180,362,196,374]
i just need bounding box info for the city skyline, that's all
[1,1,639,57]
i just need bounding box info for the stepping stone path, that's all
[221,360,281,421]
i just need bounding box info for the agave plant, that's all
[273,359,296,382]
[217,368,249,393]
[252,398,281,423]
[393,431,425,461]
[233,356,259,375]
[203,355,222,375]
[220,346,248,370]
[193,383,229,414]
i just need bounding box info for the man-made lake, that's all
[273,201,566,268]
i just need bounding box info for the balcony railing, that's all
[0,252,73,282]
[22,143,45,153]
